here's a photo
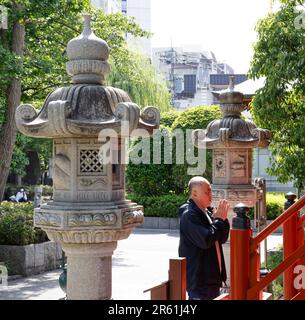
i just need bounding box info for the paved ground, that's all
[0,229,283,300]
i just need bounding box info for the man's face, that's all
[192,183,212,209]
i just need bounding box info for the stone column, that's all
[15,13,160,300]
[63,242,117,300]
[193,76,271,289]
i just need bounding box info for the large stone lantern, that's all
[15,14,160,300]
[193,77,271,219]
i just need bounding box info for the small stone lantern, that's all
[193,77,271,219]
[16,14,160,300]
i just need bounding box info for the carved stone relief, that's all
[53,152,71,190]
[122,210,144,225]
[34,212,61,227]
[76,191,112,201]
[212,190,226,199]
[230,153,246,178]
[214,153,226,178]
[46,229,133,244]
[228,190,255,200]
[68,213,117,227]
[78,177,108,190]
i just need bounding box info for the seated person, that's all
[15,188,28,203]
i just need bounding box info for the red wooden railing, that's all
[145,194,305,301]
[227,194,305,300]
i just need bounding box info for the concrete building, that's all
[91,0,122,14]
[91,0,152,58]
[152,47,239,110]
[122,0,152,58]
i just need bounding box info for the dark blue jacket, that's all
[178,199,230,291]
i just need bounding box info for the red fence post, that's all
[168,258,186,300]
[298,212,305,270]
[231,203,252,300]
[283,192,299,300]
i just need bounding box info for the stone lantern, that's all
[15,14,160,300]
[193,77,271,219]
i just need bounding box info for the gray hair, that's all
[188,176,210,193]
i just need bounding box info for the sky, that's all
[150,0,275,74]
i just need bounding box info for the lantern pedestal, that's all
[16,14,160,300]
[62,242,117,300]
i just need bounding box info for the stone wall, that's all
[137,217,180,230]
[137,217,284,234]
[0,241,62,276]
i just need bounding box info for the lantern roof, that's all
[16,14,160,139]
[193,76,271,149]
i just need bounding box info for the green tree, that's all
[0,0,25,200]
[249,0,305,194]
[0,0,170,198]
[126,127,174,196]
[170,106,222,193]
[126,106,222,196]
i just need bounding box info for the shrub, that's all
[266,193,285,220]
[160,110,180,128]
[170,106,222,193]
[126,106,222,196]
[0,202,48,245]
[127,193,188,218]
[127,192,287,220]
[126,127,175,196]
[263,246,283,300]
[249,192,285,220]
[171,105,222,132]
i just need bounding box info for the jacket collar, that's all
[188,198,207,213]
[188,198,212,222]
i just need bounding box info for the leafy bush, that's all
[127,193,188,218]
[263,246,283,300]
[0,202,48,245]
[160,110,180,128]
[171,105,222,132]
[126,106,222,196]
[126,128,175,196]
[266,193,285,220]
[249,192,285,220]
[127,192,287,220]
[170,106,222,194]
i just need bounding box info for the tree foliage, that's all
[249,0,305,191]
[126,106,222,196]
[0,0,170,183]
[170,106,222,194]
[107,52,171,111]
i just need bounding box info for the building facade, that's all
[152,47,242,110]
[122,0,152,58]
[91,0,152,58]
[91,0,122,14]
